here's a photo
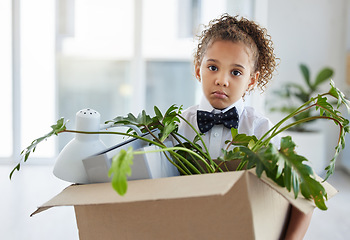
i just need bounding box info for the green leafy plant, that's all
[270,63,334,131]
[10,81,350,210]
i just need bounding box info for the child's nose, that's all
[215,74,229,87]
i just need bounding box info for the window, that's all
[56,0,228,149]
[4,0,257,163]
[145,61,198,114]
[20,0,56,159]
[56,0,135,149]
[0,0,12,159]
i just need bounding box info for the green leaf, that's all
[152,105,183,142]
[10,118,68,179]
[329,80,350,110]
[164,104,180,117]
[292,170,300,199]
[108,113,139,126]
[137,110,153,126]
[237,145,278,178]
[108,147,134,196]
[295,92,310,103]
[247,139,256,150]
[51,118,67,135]
[300,176,328,210]
[316,96,334,117]
[284,164,292,192]
[324,125,348,181]
[277,136,327,209]
[227,131,259,148]
[9,163,20,180]
[154,106,163,121]
[230,128,238,139]
[106,105,183,140]
[193,133,204,144]
[159,121,177,142]
[275,154,284,179]
[299,64,311,89]
[163,105,181,126]
[219,148,244,162]
[313,68,333,89]
[286,83,309,102]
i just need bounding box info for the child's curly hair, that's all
[194,14,277,92]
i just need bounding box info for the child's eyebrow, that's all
[231,64,246,69]
[206,58,218,64]
[206,59,246,69]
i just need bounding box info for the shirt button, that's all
[214,132,219,137]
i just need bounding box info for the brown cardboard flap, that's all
[252,170,338,214]
[32,169,337,217]
[32,171,246,216]
[245,171,291,240]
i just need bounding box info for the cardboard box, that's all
[31,170,337,240]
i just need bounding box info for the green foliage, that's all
[224,128,259,148]
[329,80,350,109]
[108,147,134,196]
[9,118,68,179]
[270,64,334,131]
[221,132,328,209]
[262,81,349,180]
[106,105,182,142]
[273,137,327,210]
[106,83,348,209]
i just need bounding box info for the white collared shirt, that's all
[177,97,278,159]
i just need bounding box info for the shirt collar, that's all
[198,96,244,117]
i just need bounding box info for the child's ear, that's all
[195,64,201,82]
[247,71,259,91]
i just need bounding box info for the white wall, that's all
[268,0,347,90]
[347,0,350,51]
[266,0,349,164]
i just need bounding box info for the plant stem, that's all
[146,121,193,173]
[261,115,343,148]
[133,147,213,174]
[176,114,214,165]
[145,125,166,146]
[65,128,201,175]
[251,93,333,152]
[173,132,218,173]
[169,132,207,173]
[236,160,248,171]
[63,129,167,148]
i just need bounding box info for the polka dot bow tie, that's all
[197,107,239,134]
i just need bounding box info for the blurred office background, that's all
[1,0,350,239]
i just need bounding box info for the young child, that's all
[179,14,278,159]
[178,14,312,240]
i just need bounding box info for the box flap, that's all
[245,171,291,240]
[32,171,246,216]
[250,170,338,214]
[32,169,338,217]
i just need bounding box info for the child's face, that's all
[195,40,259,110]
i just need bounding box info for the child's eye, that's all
[231,70,242,76]
[208,65,218,71]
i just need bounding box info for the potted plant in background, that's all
[269,64,334,175]
[10,81,349,211]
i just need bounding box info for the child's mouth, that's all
[212,91,228,99]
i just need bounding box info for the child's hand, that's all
[284,206,313,240]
